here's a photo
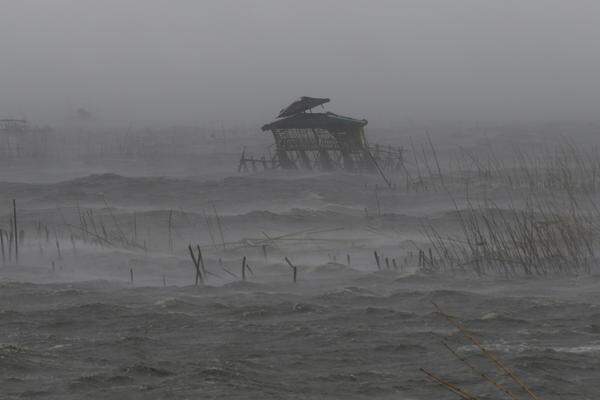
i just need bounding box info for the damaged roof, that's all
[277,96,330,118]
[262,112,367,132]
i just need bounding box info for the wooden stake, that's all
[0,229,4,264]
[212,204,226,251]
[242,256,247,281]
[55,236,62,260]
[442,341,519,400]
[420,368,479,400]
[13,199,18,264]
[432,302,541,400]
[374,250,381,270]
[284,257,297,283]
[8,229,12,262]
[188,244,202,286]
[196,245,206,276]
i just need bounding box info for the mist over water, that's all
[1,2,600,399]
[2,1,600,126]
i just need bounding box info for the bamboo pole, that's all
[242,256,247,281]
[433,302,542,400]
[284,257,297,283]
[0,229,4,264]
[196,245,206,277]
[442,341,519,400]
[420,368,479,400]
[13,200,18,264]
[212,204,226,251]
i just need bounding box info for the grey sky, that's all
[1,1,600,126]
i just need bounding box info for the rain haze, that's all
[1,2,600,400]
[2,1,600,125]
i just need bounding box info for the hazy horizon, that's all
[2,1,600,127]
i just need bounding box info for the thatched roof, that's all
[277,96,330,118]
[262,112,367,132]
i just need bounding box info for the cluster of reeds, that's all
[397,138,600,196]
[420,194,597,277]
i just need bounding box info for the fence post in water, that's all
[242,256,247,281]
[188,244,202,286]
[162,275,166,287]
[13,199,18,264]
[385,257,390,269]
[196,245,206,277]
[130,268,134,285]
[56,237,62,260]
[374,250,381,270]
[347,254,351,267]
[212,204,226,251]
[8,226,13,262]
[262,244,268,263]
[428,248,434,268]
[284,257,297,283]
[0,229,4,265]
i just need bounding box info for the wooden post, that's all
[8,225,13,262]
[385,257,390,269]
[284,257,297,283]
[242,256,247,281]
[130,268,134,285]
[347,254,351,267]
[428,248,434,268]
[0,229,4,264]
[374,250,381,270]
[162,275,166,287]
[203,210,217,247]
[188,244,201,286]
[70,234,76,255]
[13,200,18,264]
[262,244,268,263]
[56,237,62,260]
[196,245,206,277]
[392,258,398,270]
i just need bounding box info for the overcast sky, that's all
[1,1,599,126]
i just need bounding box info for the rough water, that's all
[2,274,600,399]
[1,131,600,399]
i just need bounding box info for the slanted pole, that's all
[373,250,381,270]
[13,200,18,264]
[284,257,297,283]
[0,229,4,264]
